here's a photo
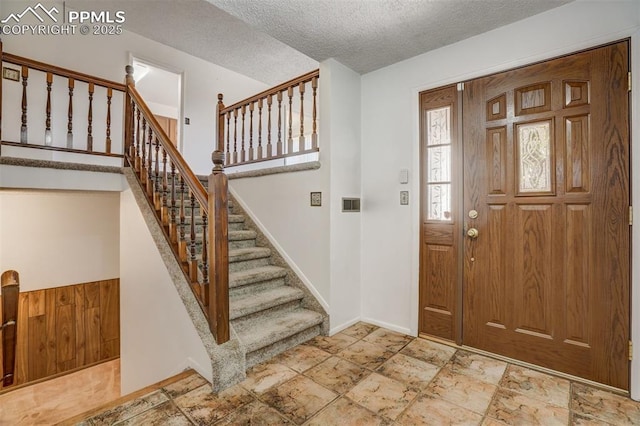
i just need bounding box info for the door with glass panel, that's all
[419,84,461,342]
[419,40,630,390]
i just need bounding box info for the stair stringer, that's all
[227,189,330,336]
[123,168,247,392]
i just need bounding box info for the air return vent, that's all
[342,198,361,212]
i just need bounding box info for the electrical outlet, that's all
[400,191,409,205]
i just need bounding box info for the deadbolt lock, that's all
[467,228,479,239]
[468,209,478,219]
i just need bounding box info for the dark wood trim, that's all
[220,69,319,114]
[1,270,19,387]
[2,53,126,92]
[0,141,124,158]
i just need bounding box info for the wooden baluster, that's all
[233,109,238,164]
[161,147,168,223]
[189,191,197,282]
[170,162,177,242]
[44,72,53,146]
[277,91,283,156]
[312,76,318,150]
[106,88,112,153]
[124,65,134,161]
[147,128,154,196]
[208,151,230,343]
[67,78,74,148]
[135,108,141,171]
[153,136,160,208]
[179,176,187,260]
[20,66,28,143]
[266,94,273,158]
[241,105,246,162]
[248,102,254,161]
[87,83,94,152]
[257,98,263,160]
[201,211,209,304]
[225,112,231,165]
[287,86,293,153]
[216,93,226,158]
[140,118,147,181]
[299,81,305,151]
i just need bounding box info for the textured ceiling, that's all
[208,0,573,74]
[69,0,572,84]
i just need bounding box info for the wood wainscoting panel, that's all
[0,279,120,390]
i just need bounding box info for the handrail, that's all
[1,270,20,387]
[3,53,126,92]
[124,66,229,343]
[127,85,207,209]
[220,69,319,114]
[217,69,320,168]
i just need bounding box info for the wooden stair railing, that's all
[217,69,319,166]
[124,66,229,344]
[1,270,20,387]
[0,41,126,157]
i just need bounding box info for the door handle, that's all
[467,228,479,239]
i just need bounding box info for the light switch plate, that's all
[2,67,20,81]
[399,169,409,184]
[310,192,322,206]
[400,191,409,205]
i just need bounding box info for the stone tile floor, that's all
[76,322,640,425]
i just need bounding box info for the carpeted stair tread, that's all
[229,266,287,288]
[229,214,244,223]
[229,286,304,320]
[229,247,271,263]
[233,309,324,353]
[229,230,257,241]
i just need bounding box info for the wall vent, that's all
[342,198,361,212]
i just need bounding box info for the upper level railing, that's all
[217,69,319,167]
[0,41,125,158]
[124,67,230,343]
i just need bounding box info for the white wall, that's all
[2,16,268,174]
[360,0,640,392]
[230,169,331,308]
[324,59,362,333]
[0,189,120,291]
[119,187,212,394]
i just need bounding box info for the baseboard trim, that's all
[360,317,414,336]
[329,317,361,335]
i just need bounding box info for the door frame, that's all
[415,37,635,391]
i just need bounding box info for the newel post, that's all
[216,93,225,153]
[208,150,230,343]
[124,65,135,164]
[2,270,20,386]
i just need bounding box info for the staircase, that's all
[184,177,327,368]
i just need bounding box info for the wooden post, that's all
[106,88,112,153]
[45,73,53,146]
[208,150,229,344]
[1,270,20,387]
[124,65,135,164]
[20,66,28,143]
[217,94,225,153]
[67,78,74,148]
[87,83,94,152]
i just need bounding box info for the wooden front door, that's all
[420,40,631,390]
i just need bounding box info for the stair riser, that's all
[229,278,286,297]
[173,221,243,234]
[229,257,270,273]
[245,325,322,369]
[229,239,256,250]
[230,299,303,324]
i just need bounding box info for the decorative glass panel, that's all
[427,145,451,182]
[427,184,451,221]
[427,107,451,146]
[518,122,551,192]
